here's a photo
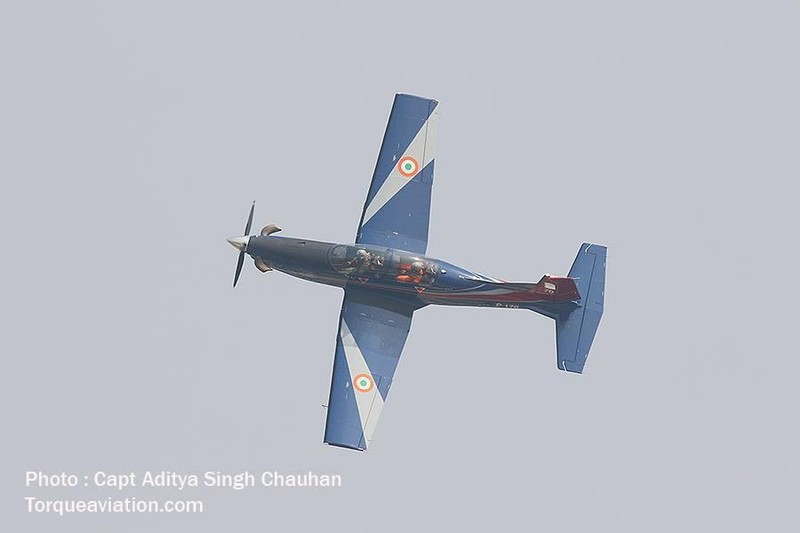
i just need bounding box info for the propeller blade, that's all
[233,250,246,287]
[244,201,255,235]
[231,201,255,288]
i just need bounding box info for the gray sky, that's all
[2,1,798,531]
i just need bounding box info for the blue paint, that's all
[229,95,607,451]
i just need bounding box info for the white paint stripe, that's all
[340,319,385,447]
[362,109,439,224]
[442,287,516,296]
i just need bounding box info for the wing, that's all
[356,94,439,255]
[323,289,417,451]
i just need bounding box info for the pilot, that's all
[356,249,370,262]
[349,249,371,275]
[395,262,412,283]
[397,261,424,284]
[410,261,425,284]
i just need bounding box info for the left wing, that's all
[355,94,438,255]
[323,289,417,451]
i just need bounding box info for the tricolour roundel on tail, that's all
[555,243,606,373]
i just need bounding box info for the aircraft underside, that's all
[227,94,606,451]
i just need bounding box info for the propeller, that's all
[232,201,255,287]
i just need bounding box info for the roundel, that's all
[397,156,419,178]
[353,373,375,393]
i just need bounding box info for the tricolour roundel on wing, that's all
[397,156,419,178]
[353,373,375,393]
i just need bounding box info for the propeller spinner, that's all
[227,203,282,286]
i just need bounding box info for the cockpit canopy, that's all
[329,245,441,286]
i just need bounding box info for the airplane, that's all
[227,94,606,451]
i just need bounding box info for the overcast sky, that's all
[2,1,798,531]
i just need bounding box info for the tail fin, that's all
[555,243,606,373]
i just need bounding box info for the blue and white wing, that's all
[356,94,438,255]
[323,289,416,451]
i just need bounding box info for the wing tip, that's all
[395,92,438,106]
[324,441,367,453]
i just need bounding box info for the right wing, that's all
[323,288,417,451]
[355,93,438,255]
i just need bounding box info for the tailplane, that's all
[530,243,606,373]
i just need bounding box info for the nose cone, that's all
[226,235,249,252]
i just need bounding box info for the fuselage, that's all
[241,235,578,311]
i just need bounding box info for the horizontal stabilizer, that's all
[556,243,606,373]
